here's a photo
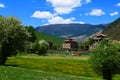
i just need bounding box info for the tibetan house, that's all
[92,34,106,42]
[62,39,78,51]
[89,34,107,51]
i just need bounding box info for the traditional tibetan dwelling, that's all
[62,39,78,51]
[92,34,106,42]
[89,34,107,51]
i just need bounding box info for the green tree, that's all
[79,38,94,50]
[89,40,120,80]
[0,16,29,65]
[29,40,48,55]
[25,26,36,42]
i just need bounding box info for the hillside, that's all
[35,32,65,45]
[102,18,120,40]
[35,23,106,42]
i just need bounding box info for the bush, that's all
[28,40,48,55]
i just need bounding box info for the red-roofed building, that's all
[89,34,107,51]
[92,34,107,42]
[62,39,78,51]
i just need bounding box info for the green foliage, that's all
[79,38,94,49]
[0,16,29,65]
[28,40,48,55]
[25,26,37,42]
[89,40,120,80]
[52,44,61,50]
[102,18,120,40]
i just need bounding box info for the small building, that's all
[92,34,106,42]
[89,34,106,51]
[62,38,78,51]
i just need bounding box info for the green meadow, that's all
[0,66,96,80]
[0,53,119,80]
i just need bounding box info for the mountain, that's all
[35,23,107,42]
[102,18,120,40]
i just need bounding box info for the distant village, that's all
[62,33,120,52]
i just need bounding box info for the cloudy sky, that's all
[0,0,120,27]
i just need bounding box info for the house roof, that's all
[64,38,76,43]
[95,34,106,37]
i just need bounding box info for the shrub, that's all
[28,40,48,55]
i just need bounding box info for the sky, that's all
[0,0,120,27]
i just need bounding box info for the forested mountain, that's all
[102,18,120,40]
[35,23,107,42]
[36,23,106,38]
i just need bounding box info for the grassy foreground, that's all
[0,66,99,80]
[5,54,101,79]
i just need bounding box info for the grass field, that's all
[4,53,101,79]
[0,66,99,80]
[1,53,119,80]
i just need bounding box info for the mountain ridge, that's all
[35,23,107,42]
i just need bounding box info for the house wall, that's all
[62,43,71,49]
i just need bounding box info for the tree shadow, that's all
[5,64,18,67]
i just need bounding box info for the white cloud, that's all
[78,21,85,24]
[47,0,90,14]
[85,9,105,16]
[85,0,91,3]
[31,11,53,19]
[72,21,85,24]
[47,16,85,24]
[116,3,120,7]
[48,16,74,24]
[0,3,5,8]
[54,7,74,14]
[110,11,119,16]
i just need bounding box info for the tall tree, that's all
[0,16,29,65]
[25,26,36,42]
[89,40,120,80]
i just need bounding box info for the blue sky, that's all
[0,0,120,27]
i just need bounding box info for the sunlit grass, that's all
[6,54,99,78]
[2,53,120,80]
[0,66,98,80]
